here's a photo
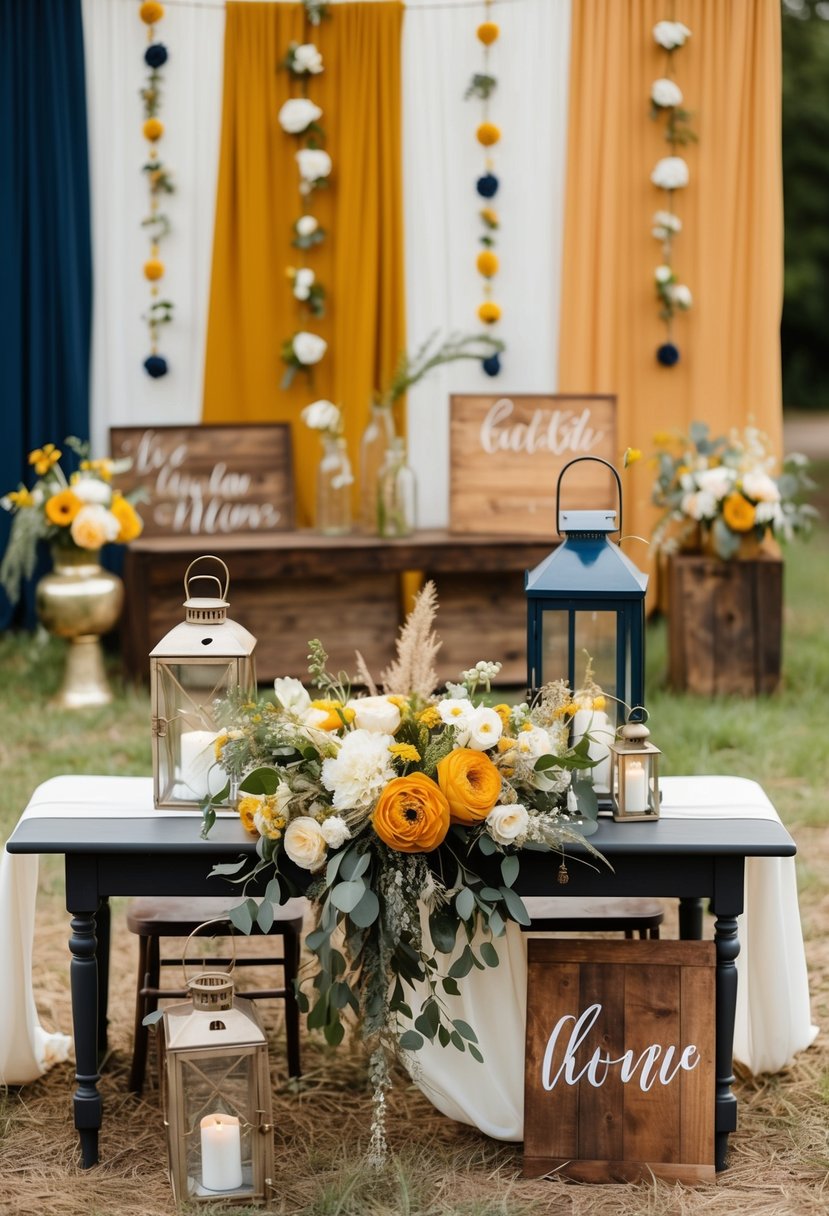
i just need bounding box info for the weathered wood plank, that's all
[524,952,581,1162]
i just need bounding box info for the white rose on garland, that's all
[284,816,328,870]
[296,215,319,237]
[279,97,323,135]
[281,331,328,387]
[655,264,674,284]
[653,210,682,239]
[293,267,315,300]
[288,42,324,75]
[651,156,689,190]
[301,399,341,434]
[651,77,683,108]
[671,283,693,310]
[653,20,691,49]
[486,803,529,846]
[297,148,332,194]
[319,815,351,849]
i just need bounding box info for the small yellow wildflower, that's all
[6,488,34,508]
[387,695,408,709]
[623,447,642,467]
[213,733,229,761]
[417,706,441,729]
[520,721,534,732]
[237,794,260,833]
[29,444,61,476]
[492,703,512,728]
[653,430,673,447]
[389,742,421,763]
[593,696,607,711]
[311,699,355,731]
[496,736,517,753]
[565,702,578,717]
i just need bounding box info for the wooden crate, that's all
[667,554,783,695]
[524,939,716,1184]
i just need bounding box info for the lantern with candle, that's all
[161,962,274,1204]
[525,458,648,805]
[150,556,257,810]
[608,719,661,821]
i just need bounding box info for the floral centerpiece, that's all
[201,583,606,1158]
[1,437,143,604]
[625,422,817,560]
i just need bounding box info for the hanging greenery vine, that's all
[280,1,332,389]
[650,13,696,368]
[139,1,174,379]
[467,2,503,378]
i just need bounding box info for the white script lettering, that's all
[478,400,605,457]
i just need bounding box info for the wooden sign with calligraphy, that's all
[524,938,715,1184]
[449,394,617,538]
[109,425,294,538]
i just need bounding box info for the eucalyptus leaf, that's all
[414,1013,437,1041]
[477,834,496,856]
[239,766,279,796]
[479,941,500,968]
[256,900,275,934]
[330,981,352,1010]
[340,850,371,881]
[500,854,519,888]
[452,1019,478,1044]
[489,908,506,937]
[349,887,380,928]
[228,901,254,936]
[479,886,503,903]
[209,858,247,878]
[324,1019,345,1046]
[455,887,475,921]
[447,945,474,979]
[265,877,283,905]
[469,1044,485,1063]
[450,1031,466,1052]
[330,879,366,914]
[442,977,461,996]
[399,1030,424,1052]
[307,995,330,1031]
[438,1024,451,1048]
[142,1008,164,1027]
[306,927,329,952]
[326,849,346,887]
[429,909,459,954]
[500,885,531,925]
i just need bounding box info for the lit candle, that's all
[200,1113,243,1192]
[623,759,650,813]
[177,730,224,800]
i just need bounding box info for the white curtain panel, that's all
[81,0,226,457]
[402,0,571,526]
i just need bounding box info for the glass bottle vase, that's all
[376,438,417,538]
[359,401,396,533]
[315,436,353,536]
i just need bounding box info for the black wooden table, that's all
[6,804,796,1173]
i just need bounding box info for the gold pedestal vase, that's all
[36,546,124,708]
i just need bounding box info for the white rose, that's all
[284,816,328,870]
[696,467,734,500]
[346,695,401,734]
[296,214,319,237]
[274,676,312,713]
[293,42,323,74]
[651,78,683,108]
[653,20,691,50]
[296,148,332,183]
[486,804,529,846]
[301,399,341,433]
[741,470,780,504]
[651,156,689,191]
[278,98,323,135]
[655,265,673,284]
[320,815,351,848]
[653,210,682,233]
[465,706,503,751]
[681,489,718,521]
[293,267,315,300]
[292,331,327,365]
[70,503,120,548]
[671,283,693,310]
[71,477,112,505]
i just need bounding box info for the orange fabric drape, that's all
[559,0,783,569]
[203,1,406,525]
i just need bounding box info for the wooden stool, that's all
[522,896,664,938]
[127,895,306,1095]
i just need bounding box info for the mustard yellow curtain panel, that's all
[559,0,783,564]
[203,1,405,525]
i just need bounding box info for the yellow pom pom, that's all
[476,122,501,148]
[477,21,500,45]
[143,118,164,142]
[478,300,501,325]
[480,207,499,227]
[476,250,499,278]
[144,258,165,281]
[139,2,165,25]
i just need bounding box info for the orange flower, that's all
[372,773,450,853]
[476,122,501,148]
[310,700,355,731]
[436,748,502,825]
[723,493,757,533]
[111,495,143,542]
[45,489,82,526]
[477,300,501,325]
[477,21,500,45]
[143,118,164,142]
[476,250,499,278]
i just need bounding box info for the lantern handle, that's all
[555,457,623,538]
[183,555,230,602]
[181,916,239,985]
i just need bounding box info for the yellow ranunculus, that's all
[372,774,450,853]
[477,300,501,325]
[310,700,355,731]
[436,748,502,825]
[144,258,165,281]
[139,1,165,24]
[477,21,500,45]
[45,489,82,526]
[237,794,260,834]
[143,118,164,142]
[111,494,143,542]
[29,444,61,476]
[476,122,501,148]
[476,250,499,278]
[723,492,757,533]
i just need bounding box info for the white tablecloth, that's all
[0,775,819,1117]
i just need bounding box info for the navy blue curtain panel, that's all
[0,0,92,628]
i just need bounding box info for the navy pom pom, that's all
[144,354,168,378]
[145,43,168,69]
[482,354,501,377]
[656,342,680,367]
[476,173,499,199]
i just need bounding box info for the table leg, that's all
[713,911,740,1171]
[69,910,102,1168]
[96,898,111,1059]
[679,896,704,939]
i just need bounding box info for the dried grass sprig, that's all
[380,580,441,700]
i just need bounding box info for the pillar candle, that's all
[623,759,650,813]
[200,1113,243,1192]
[177,730,224,800]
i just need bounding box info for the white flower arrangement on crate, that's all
[200,582,607,1158]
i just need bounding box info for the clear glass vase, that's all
[376,438,417,538]
[315,436,353,536]
[359,400,396,533]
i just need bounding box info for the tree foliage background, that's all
[782,0,829,410]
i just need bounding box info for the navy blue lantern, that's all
[525,458,647,725]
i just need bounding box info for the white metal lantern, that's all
[162,970,274,1205]
[608,721,661,822]
[150,556,257,810]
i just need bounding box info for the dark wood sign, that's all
[109,425,294,538]
[524,939,715,1183]
[449,394,617,538]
